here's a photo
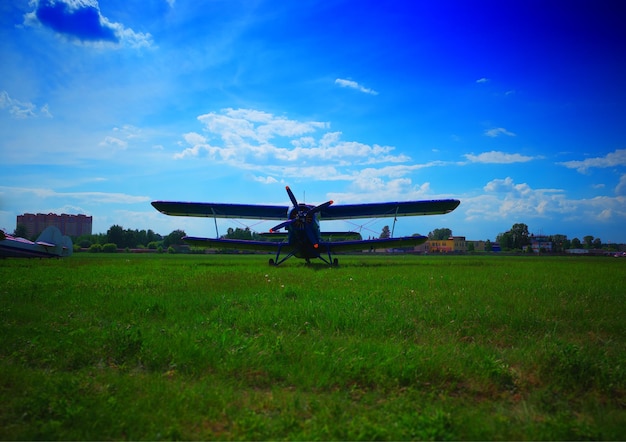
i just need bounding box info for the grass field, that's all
[1,253,625,440]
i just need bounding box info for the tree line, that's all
[14,222,620,252]
[73,226,187,250]
[380,223,620,252]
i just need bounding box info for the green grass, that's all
[1,254,625,440]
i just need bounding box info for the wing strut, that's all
[211,208,219,238]
[391,206,400,238]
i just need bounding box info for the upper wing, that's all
[151,201,288,220]
[321,235,428,253]
[152,199,460,221]
[319,199,460,220]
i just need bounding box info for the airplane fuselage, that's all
[286,204,323,260]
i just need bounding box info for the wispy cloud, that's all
[484,127,516,137]
[24,0,152,48]
[334,78,379,95]
[464,151,534,164]
[99,136,128,150]
[0,186,150,204]
[0,91,52,119]
[616,174,626,196]
[558,149,626,173]
[476,77,490,84]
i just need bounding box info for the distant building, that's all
[17,213,92,238]
[467,240,500,252]
[426,236,466,253]
[530,235,552,253]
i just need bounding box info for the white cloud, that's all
[484,127,516,137]
[175,108,410,168]
[616,174,626,196]
[476,78,490,84]
[99,136,127,149]
[24,0,152,48]
[335,78,379,95]
[328,179,432,204]
[558,149,626,173]
[251,175,278,184]
[0,91,52,119]
[464,151,534,164]
[464,177,626,226]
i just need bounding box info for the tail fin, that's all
[36,226,73,257]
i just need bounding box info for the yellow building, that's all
[426,236,466,253]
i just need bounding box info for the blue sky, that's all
[1,0,625,243]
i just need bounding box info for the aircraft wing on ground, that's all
[319,199,460,220]
[151,202,287,220]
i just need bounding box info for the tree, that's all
[496,231,513,250]
[428,228,452,240]
[497,223,529,251]
[571,237,582,248]
[485,239,493,252]
[380,226,390,239]
[510,223,530,250]
[225,227,254,240]
[163,229,187,248]
[102,243,118,253]
[107,225,124,247]
[592,238,602,249]
[13,224,28,238]
[550,234,569,253]
[583,235,594,249]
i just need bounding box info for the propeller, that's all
[269,186,333,239]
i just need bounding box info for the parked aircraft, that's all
[0,226,73,258]
[152,186,460,265]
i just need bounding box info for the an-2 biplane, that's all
[0,226,73,258]
[151,186,460,266]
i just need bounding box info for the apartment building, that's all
[17,213,92,238]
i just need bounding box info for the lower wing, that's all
[321,235,428,253]
[183,237,288,253]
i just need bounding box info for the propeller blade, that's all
[285,186,299,207]
[306,223,319,247]
[270,219,294,233]
[309,199,333,215]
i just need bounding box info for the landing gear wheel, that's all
[269,258,276,266]
[333,258,339,266]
